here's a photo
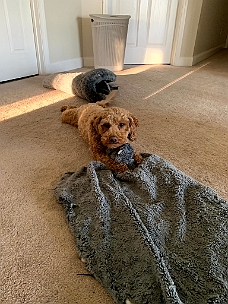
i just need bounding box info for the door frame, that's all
[170,0,190,66]
[30,0,49,75]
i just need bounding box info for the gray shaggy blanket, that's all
[54,154,228,304]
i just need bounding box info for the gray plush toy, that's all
[107,143,136,170]
[43,68,118,102]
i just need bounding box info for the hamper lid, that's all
[90,14,131,21]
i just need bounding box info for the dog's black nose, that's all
[110,136,118,144]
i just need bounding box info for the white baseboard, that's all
[45,57,83,74]
[173,56,193,66]
[173,44,226,67]
[192,44,225,65]
[83,57,94,68]
[83,44,226,69]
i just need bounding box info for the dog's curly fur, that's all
[60,93,142,173]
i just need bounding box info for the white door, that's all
[0,0,38,82]
[103,0,178,64]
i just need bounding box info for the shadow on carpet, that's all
[54,154,228,304]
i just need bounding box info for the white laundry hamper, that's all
[89,14,131,72]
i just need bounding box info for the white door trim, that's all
[30,0,49,74]
[170,0,190,66]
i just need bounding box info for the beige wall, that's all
[193,0,228,56]
[81,0,102,67]
[44,0,82,63]
[180,0,203,59]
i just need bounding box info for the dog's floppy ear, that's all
[88,115,103,148]
[89,115,102,141]
[128,113,139,141]
[91,115,102,133]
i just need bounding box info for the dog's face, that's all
[92,107,139,149]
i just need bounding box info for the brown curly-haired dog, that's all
[60,94,142,173]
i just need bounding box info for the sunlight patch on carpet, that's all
[116,65,154,75]
[144,61,211,99]
[0,92,65,121]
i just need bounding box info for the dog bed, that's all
[54,154,228,304]
[43,68,117,102]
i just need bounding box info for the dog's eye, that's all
[119,123,125,128]
[102,123,110,129]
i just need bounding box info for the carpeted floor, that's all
[0,49,227,304]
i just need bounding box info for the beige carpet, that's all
[1,49,227,304]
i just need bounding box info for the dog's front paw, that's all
[134,152,143,165]
[60,105,68,112]
[112,162,130,173]
[60,105,77,112]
